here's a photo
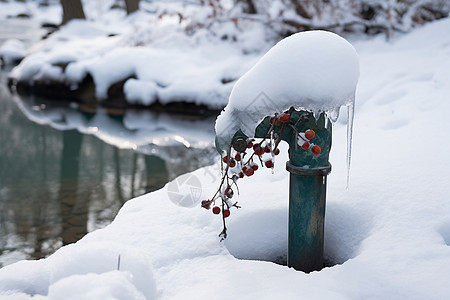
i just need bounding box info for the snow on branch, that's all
[150,0,449,39]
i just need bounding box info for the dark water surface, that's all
[0,19,217,267]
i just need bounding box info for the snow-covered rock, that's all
[0,39,25,67]
[7,4,274,110]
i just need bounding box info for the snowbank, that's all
[2,16,450,299]
[0,39,25,67]
[6,2,273,110]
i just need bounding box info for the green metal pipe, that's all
[286,162,331,272]
[280,111,332,272]
[249,109,333,272]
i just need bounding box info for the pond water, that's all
[0,19,218,267]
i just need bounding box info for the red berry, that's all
[305,130,315,140]
[242,166,248,172]
[222,156,228,163]
[212,206,221,214]
[274,148,280,155]
[301,141,310,150]
[265,160,274,168]
[253,144,264,156]
[223,210,230,218]
[274,119,281,127]
[251,164,258,171]
[235,153,241,161]
[244,168,254,176]
[269,117,275,125]
[224,187,234,198]
[264,146,271,153]
[247,141,253,148]
[311,145,321,156]
[229,159,236,167]
[239,172,244,178]
[279,113,289,123]
[201,200,211,209]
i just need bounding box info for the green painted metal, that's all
[255,109,332,272]
[286,162,330,272]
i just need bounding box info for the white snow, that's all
[124,79,158,106]
[5,2,270,108]
[2,3,450,300]
[9,18,263,107]
[0,39,25,66]
[215,30,359,151]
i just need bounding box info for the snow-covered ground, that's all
[1,11,450,299]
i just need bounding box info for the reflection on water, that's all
[0,73,218,267]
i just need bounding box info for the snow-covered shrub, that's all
[229,0,450,36]
[154,0,449,38]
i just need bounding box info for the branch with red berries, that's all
[203,111,321,239]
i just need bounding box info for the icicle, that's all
[346,100,355,190]
[327,107,340,123]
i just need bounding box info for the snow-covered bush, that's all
[229,0,450,36]
[124,0,450,49]
[141,0,450,39]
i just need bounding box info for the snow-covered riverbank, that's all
[4,0,275,110]
[1,15,450,299]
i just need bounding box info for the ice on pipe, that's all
[215,30,359,152]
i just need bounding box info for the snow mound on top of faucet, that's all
[215,30,359,151]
